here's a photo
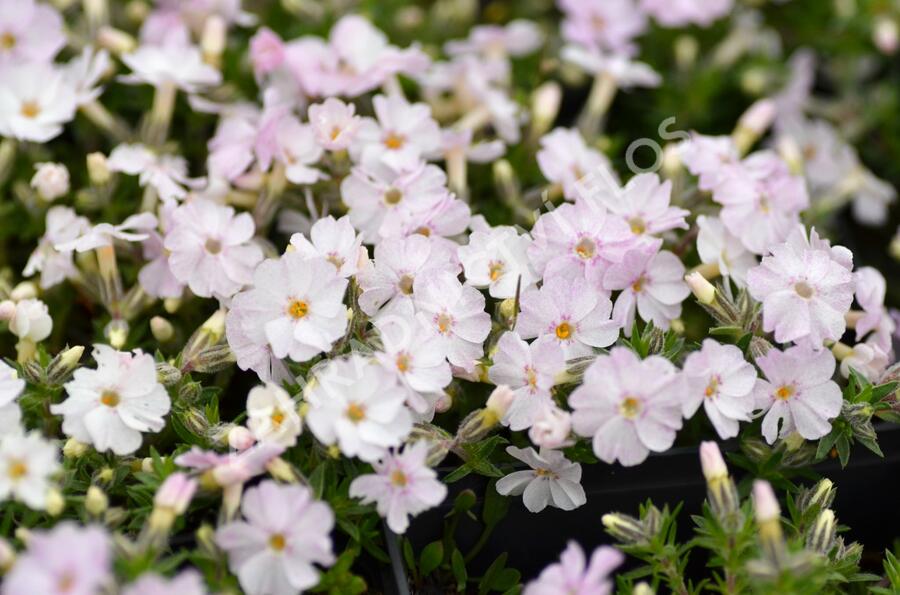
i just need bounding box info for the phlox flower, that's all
[589,173,688,238]
[523,541,622,595]
[570,347,683,466]
[559,0,646,54]
[458,225,538,298]
[678,134,739,192]
[391,193,472,243]
[753,345,843,443]
[228,252,348,362]
[853,266,896,352]
[305,355,413,462]
[216,481,334,595]
[249,27,286,77]
[0,0,65,64]
[446,19,543,58]
[30,162,69,201]
[351,94,442,170]
[441,128,506,164]
[413,271,492,373]
[561,45,661,89]
[489,333,566,431]
[341,159,450,242]
[357,234,458,316]
[528,404,573,450]
[0,431,59,510]
[839,341,890,381]
[138,203,184,299]
[1,522,111,595]
[528,200,635,288]
[516,275,619,359]
[8,298,53,342]
[122,570,207,595]
[289,215,365,279]
[0,360,24,408]
[57,212,158,253]
[53,345,170,456]
[681,339,757,439]
[712,151,809,254]
[349,442,447,534]
[603,246,689,334]
[308,97,361,151]
[276,118,326,184]
[695,215,756,286]
[24,206,90,289]
[226,304,292,384]
[246,383,302,448]
[120,44,221,92]
[164,199,264,298]
[495,446,586,513]
[747,226,854,347]
[108,143,203,203]
[176,442,284,490]
[639,0,733,28]
[0,62,77,142]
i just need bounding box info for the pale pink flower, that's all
[537,128,613,201]
[639,0,733,28]
[225,303,292,383]
[561,46,661,88]
[108,143,203,203]
[228,252,348,362]
[289,215,365,278]
[246,383,302,448]
[153,472,197,515]
[445,20,544,58]
[120,44,222,92]
[458,226,538,298]
[603,246,689,334]
[696,215,756,286]
[392,194,472,242]
[305,355,413,462]
[747,227,854,347]
[0,0,65,64]
[524,541,622,595]
[341,159,450,242]
[175,442,283,489]
[590,173,688,238]
[413,271,491,373]
[1,522,111,595]
[308,98,361,151]
[351,94,442,170]
[712,151,809,254]
[839,342,890,381]
[528,200,635,288]
[682,339,757,439]
[249,27,285,77]
[753,345,842,443]
[139,203,184,299]
[489,333,566,431]
[0,431,59,510]
[164,199,264,298]
[276,118,326,184]
[30,162,69,201]
[216,481,334,595]
[559,0,647,54]
[0,62,77,142]
[853,266,894,350]
[528,404,573,449]
[24,206,90,289]
[516,275,619,359]
[570,347,683,466]
[349,442,447,534]
[122,570,207,595]
[678,134,739,192]
[357,234,458,316]
[441,128,506,163]
[57,212,158,253]
[496,446,586,513]
[52,345,171,456]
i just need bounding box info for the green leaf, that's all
[450,489,477,515]
[479,553,508,595]
[308,463,327,500]
[835,435,851,467]
[402,538,416,580]
[815,428,841,460]
[419,541,443,577]
[451,548,468,592]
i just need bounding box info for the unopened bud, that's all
[97,26,137,54]
[63,438,89,458]
[181,407,211,436]
[104,318,129,350]
[87,152,111,185]
[46,345,84,385]
[700,441,727,481]
[798,478,835,513]
[674,34,698,70]
[154,472,197,516]
[97,467,114,484]
[191,343,236,374]
[498,297,517,324]
[700,442,739,520]
[150,316,174,342]
[228,425,256,451]
[408,423,453,467]
[486,385,515,419]
[31,162,70,201]
[602,512,647,545]
[10,282,37,301]
[733,99,776,155]
[777,135,803,175]
[163,297,182,313]
[530,82,562,139]
[266,457,297,482]
[45,488,65,516]
[753,480,785,564]
[807,509,837,554]
[85,485,109,517]
[633,583,655,595]
[201,15,227,67]
[685,271,717,305]
[434,392,452,414]
[156,362,182,387]
[528,405,571,449]
[196,524,217,556]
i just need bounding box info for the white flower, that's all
[0,0,66,65]
[696,215,757,286]
[458,226,538,299]
[349,442,447,534]
[30,162,69,201]
[0,360,24,408]
[351,94,442,170]
[839,342,889,382]
[246,383,302,448]
[0,62,77,142]
[8,298,52,342]
[276,118,326,184]
[495,446,586,513]
[228,252,348,363]
[52,345,171,455]
[0,431,60,510]
[24,206,90,289]
[305,355,413,462]
[57,212,158,252]
[120,44,222,92]
[289,215,365,279]
[108,143,203,203]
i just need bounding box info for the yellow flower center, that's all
[326,253,345,269]
[346,402,366,423]
[20,100,40,119]
[574,237,596,260]
[436,313,453,335]
[628,217,646,235]
[330,126,342,140]
[794,281,814,299]
[287,299,309,319]
[1,32,16,49]
[758,195,771,214]
[204,238,222,254]
[271,409,285,426]
[398,274,414,295]
[775,385,794,400]
[535,467,558,479]
[525,367,538,388]
[7,459,27,480]
[100,390,120,407]
[269,533,286,551]
[414,226,431,237]
[704,377,719,398]
[384,133,406,150]
[396,353,411,373]
[384,187,403,205]
[555,321,572,340]
[390,470,408,487]
[631,276,645,293]
[488,261,505,281]
[619,396,642,419]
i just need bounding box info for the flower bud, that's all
[798,478,835,513]
[201,15,226,67]
[104,318,129,350]
[0,300,15,321]
[0,538,14,571]
[87,152,111,185]
[528,405,571,449]
[141,458,154,473]
[97,26,137,54]
[699,441,727,481]
[155,362,182,387]
[10,282,37,301]
[753,480,785,564]
[266,457,297,482]
[45,488,65,516]
[150,316,174,343]
[46,345,84,385]
[685,271,716,305]
[530,81,562,139]
[85,486,109,517]
[602,512,647,545]
[434,392,452,414]
[154,472,197,516]
[191,343,236,374]
[807,509,837,554]
[30,162,69,201]
[63,438,89,458]
[700,442,739,521]
[408,423,453,467]
[733,99,776,155]
[97,467,114,483]
[228,425,256,451]
[874,16,899,55]
[632,583,655,595]
[196,524,218,557]
[485,385,515,420]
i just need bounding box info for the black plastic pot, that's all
[383,425,900,593]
